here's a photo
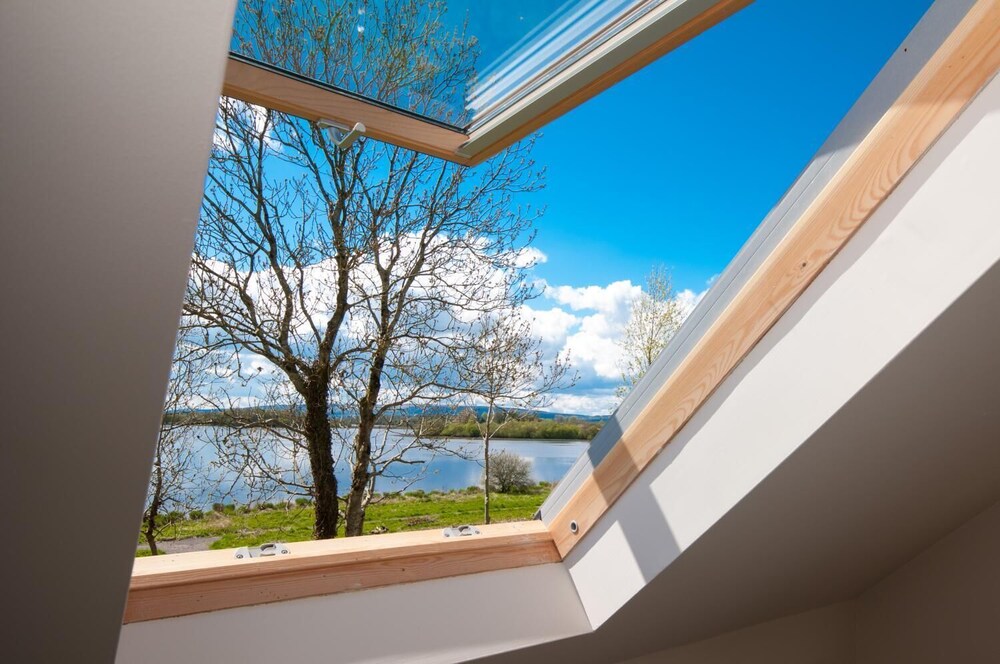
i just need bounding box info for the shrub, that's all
[188,509,205,520]
[485,451,534,493]
[294,497,312,507]
[211,502,225,513]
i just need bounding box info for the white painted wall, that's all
[617,496,1000,664]
[622,602,856,664]
[563,72,1000,628]
[0,1,235,661]
[856,499,1000,662]
[117,564,591,663]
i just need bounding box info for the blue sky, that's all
[217,0,938,416]
[491,0,935,414]
[524,0,934,290]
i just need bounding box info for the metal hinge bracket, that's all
[317,119,366,149]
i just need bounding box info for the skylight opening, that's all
[135,0,948,570]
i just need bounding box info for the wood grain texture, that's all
[549,0,1000,557]
[460,0,752,166]
[125,521,558,623]
[222,57,471,164]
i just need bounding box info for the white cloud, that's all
[193,238,713,417]
[675,288,706,316]
[213,98,281,154]
[545,390,619,417]
[515,246,548,268]
[544,280,639,321]
[516,278,711,414]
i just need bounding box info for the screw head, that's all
[569,520,579,535]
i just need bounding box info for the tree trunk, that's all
[143,519,159,556]
[484,401,493,525]
[345,409,374,536]
[144,444,163,555]
[484,435,491,524]
[303,376,338,539]
[345,342,387,537]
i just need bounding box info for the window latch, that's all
[443,525,480,538]
[317,119,366,149]
[234,542,290,559]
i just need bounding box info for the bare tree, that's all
[617,265,685,400]
[463,312,575,524]
[185,0,542,538]
[142,333,212,555]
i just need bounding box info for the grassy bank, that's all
[138,485,550,555]
[434,419,600,440]
[162,411,603,441]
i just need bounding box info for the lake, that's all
[172,426,588,507]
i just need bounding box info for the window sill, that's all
[126,520,558,623]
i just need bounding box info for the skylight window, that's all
[123,0,999,628]
[223,0,749,163]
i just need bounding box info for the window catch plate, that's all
[443,525,480,538]
[234,542,290,559]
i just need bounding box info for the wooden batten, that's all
[126,521,558,623]
[222,56,472,165]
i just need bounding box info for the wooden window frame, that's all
[222,0,751,166]
[127,0,1000,623]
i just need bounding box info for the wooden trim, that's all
[222,56,472,165]
[459,0,752,165]
[549,0,1000,558]
[125,521,558,623]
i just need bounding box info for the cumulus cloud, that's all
[213,98,281,154]
[515,246,548,268]
[517,277,710,415]
[545,280,639,320]
[192,236,711,417]
[545,390,620,418]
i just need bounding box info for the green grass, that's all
[436,419,600,440]
[139,486,550,554]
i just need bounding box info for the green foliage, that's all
[188,509,205,521]
[486,451,534,494]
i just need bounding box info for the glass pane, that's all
[230,0,661,129]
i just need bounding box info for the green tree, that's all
[617,265,685,400]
